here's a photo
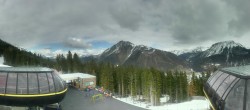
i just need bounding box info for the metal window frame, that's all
[210,72,224,90]
[243,79,248,110]
[36,73,40,94]
[51,72,57,92]
[4,72,9,94]
[16,72,18,94]
[207,71,218,84]
[45,72,50,92]
[27,73,29,94]
[213,73,229,91]
[6,73,17,94]
[216,75,236,97]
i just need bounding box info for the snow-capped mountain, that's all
[178,47,205,62]
[201,41,245,57]
[179,41,250,71]
[98,41,188,71]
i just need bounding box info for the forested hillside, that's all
[95,63,210,105]
[0,39,54,67]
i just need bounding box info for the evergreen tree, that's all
[67,51,73,72]
[189,73,197,96]
[73,53,81,72]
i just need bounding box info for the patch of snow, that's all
[0,56,11,67]
[103,48,111,54]
[124,45,136,61]
[113,96,210,110]
[160,95,169,103]
[148,49,156,54]
[170,49,190,55]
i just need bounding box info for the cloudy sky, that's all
[0,0,250,57]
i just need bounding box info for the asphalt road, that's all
[61,87,147,110]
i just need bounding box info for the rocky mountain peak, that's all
[202,41,245,57]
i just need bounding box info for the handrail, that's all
[203,88,216,110]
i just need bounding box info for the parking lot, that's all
[61,87,147,110]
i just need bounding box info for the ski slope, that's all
[113,96,210,110]
[0,56,11,67]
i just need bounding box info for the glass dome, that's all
[0,67,67,106]
[204,65,250,110]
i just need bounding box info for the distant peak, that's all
[202,40,245,57]
[117,40,132,44]
[212,40,243,48]
[115,40,134,47]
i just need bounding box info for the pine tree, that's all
[73,53,81,72]
[189,73,197,96]
[67,51,73,72]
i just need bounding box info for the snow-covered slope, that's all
[171,49,190,56]
[113,96,209,110]
[0,56,11,67]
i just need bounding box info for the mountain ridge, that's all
[97,41,188,71]
[178,40,250,71]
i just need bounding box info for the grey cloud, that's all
[224,0,250,36]
[109,2,143,31]
[157,0,225,44]
[63,37,92,49]
[0,0,249,51]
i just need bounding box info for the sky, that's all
[0,0,250,57]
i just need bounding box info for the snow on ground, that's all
[113,96,210,110]
[0,56,11,67]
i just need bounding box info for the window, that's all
[212,73,229,91]
[17,73,27,94]
[85,81,94,86]
[246,80,250,110]
[209,71,223,86]
[207,71,218,84]
[53,74,65,92]
[47,73,55,92]
[0,73,7,93]
[6,73,17,94]
[38,73,49,94]
[216,75,236,97]
[222,78,239,100]
[224,80,245,110]
[28,73,38,94]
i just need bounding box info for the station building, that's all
[59,73,96,90]
[204,65,250,110]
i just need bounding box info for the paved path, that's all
[61,87,147,110]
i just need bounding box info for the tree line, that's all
[0,39,54,67]
[95,63,210,105]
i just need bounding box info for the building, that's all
[0,67,67,106]
[204,65,250,110]
[59,73,96,89]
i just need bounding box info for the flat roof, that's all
[59,73,95,81]
[0,67,53,72]
[221,65,250,77]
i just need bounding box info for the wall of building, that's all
[81,77,96,89]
